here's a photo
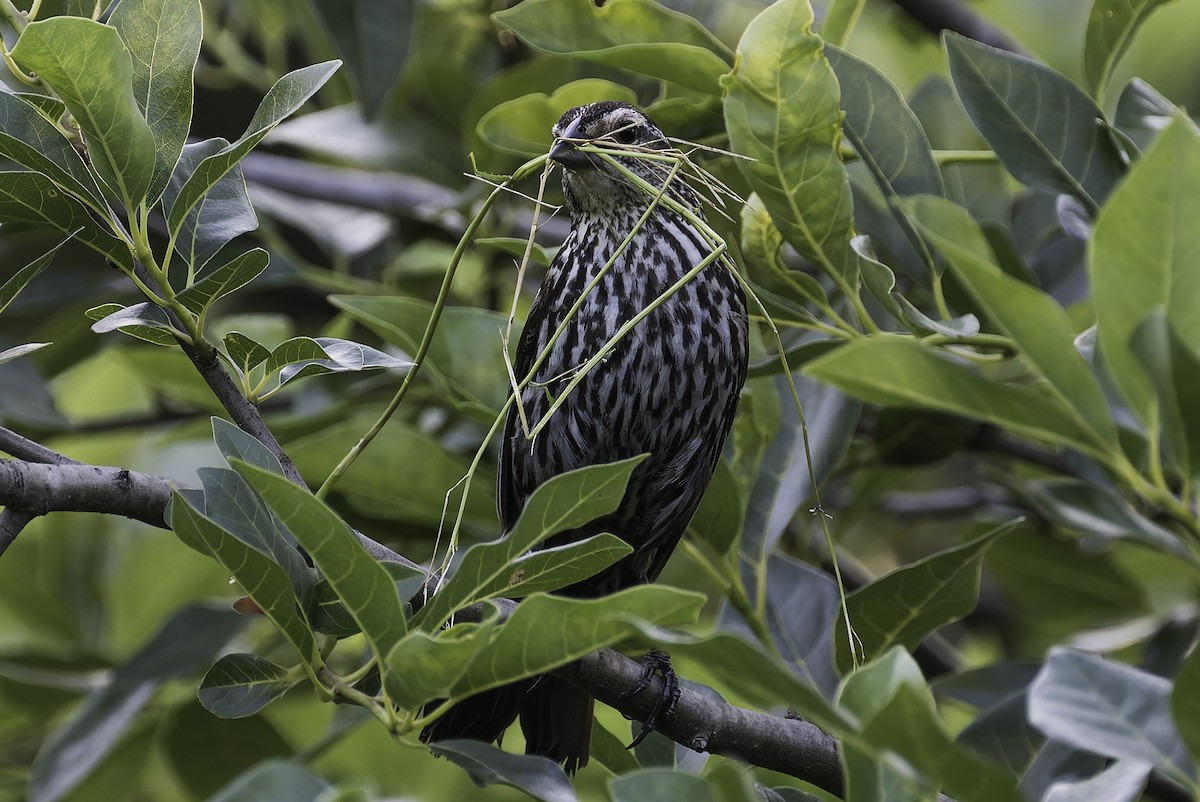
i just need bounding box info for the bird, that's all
[421,101,749,773]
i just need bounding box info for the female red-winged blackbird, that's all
[422,101,749,773]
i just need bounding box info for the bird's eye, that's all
[614,126,639,145]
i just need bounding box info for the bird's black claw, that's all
[623,649,680,749]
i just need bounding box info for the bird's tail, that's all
[421,676,595,774]
[520,675,594,774]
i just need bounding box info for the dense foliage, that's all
[0,0,1199,801]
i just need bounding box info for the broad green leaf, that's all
[1114,78,1178,153]
[502,534,632,597]
[3,87,66,121]
[0,172,133,269]
[1173,644,1200,765]
[477,79,638,156]
[177,249,269,314]
[425,741,576,802]
[721,555,840,698]
[740,374,858,563]
[688,457,743,555]
[311,0,410,118]
[1131,310,1200,480]
[162,702,292,799]
[1029,648,1196,785]
[207,762,330,802]
[383,617,500,707]
[222,332,271,375]
[629,625,851,733]
[230,460,408,671]
[28,606,245,802]
[12,17,157,206]
[258,336,410,390]
[211,416,284,476]
[909,195,1117,453]
[86,302,178,346]
[842,740,933,802]
[169,491,317,665]
[166,61,340,238]
[842,650,1023,802]
[944,33,1124,212]
[493,0,731,94]
[804,336,1106,457]
[0,237,69,315]
[0,92,105,208]
[1043,759,1151,802]
[825,46,943,199]
[610,771,714,802]
[198,653,296,719]
[163,139,258,270]
[723,0,860,290]
[0,342,50,364]
[834,521,1015,673]
[413,456,647,630]
[451,586,703,697]
[1091,117,1200,430]
[331,295,511,413]
[196,467,311,602]
[1083,0,1176,100]
[111,0,203,203]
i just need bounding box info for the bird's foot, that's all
[622,649,680,749]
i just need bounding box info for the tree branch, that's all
[0,425,81,465]
[0,508,34,554]
[887,0,1020,52]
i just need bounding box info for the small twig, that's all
[0,426,81,465]
[0,508,34,554]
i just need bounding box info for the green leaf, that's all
[166,61,340,239]
[383,617,501,708]
[834,521,1015,673]
[169,492,317,665]
[493,0,731,94]
[1043,760,1151,802]
[27,606,245,802]
[943,32,1124,212]
[163,139,259,271]
[331,295,511,413]
[477,79,638,156]
[688,458,743,555]
[0,342,50,364]
[1091,117,1200,430]
[163,702,292,799]
[0,237,68,316]
[12,17,157,206]
[86,302,178,346]
[1131,309,1200,479]
[230,460,408,675]
[1029,648,1196,785]
[0,172,133,269]
[425,740,576,802]
[1083,0,1176,100]
[110,0,203,203]
[475,237,555,268]
[222,332,271,375]
[259,336,410,390]
[414,456,647,630]
[311,0,410,118]
[502,534,633,597]
[197,653,296,719]
[0,91,105,208]
[723,0,860,290]
[211,416,284,476]
[908,195,1117,453]
[177,249,269,314]
[450,587,703,697]
[609,771,714,802]
[841,649,1024,802]
[804,335,1106,457]
[207,762,330,802]
[1114,78,1178,153]
[1173,644,1200,766]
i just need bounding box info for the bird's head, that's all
[549,101,693,217]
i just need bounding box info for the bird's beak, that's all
[549,137,595,170]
